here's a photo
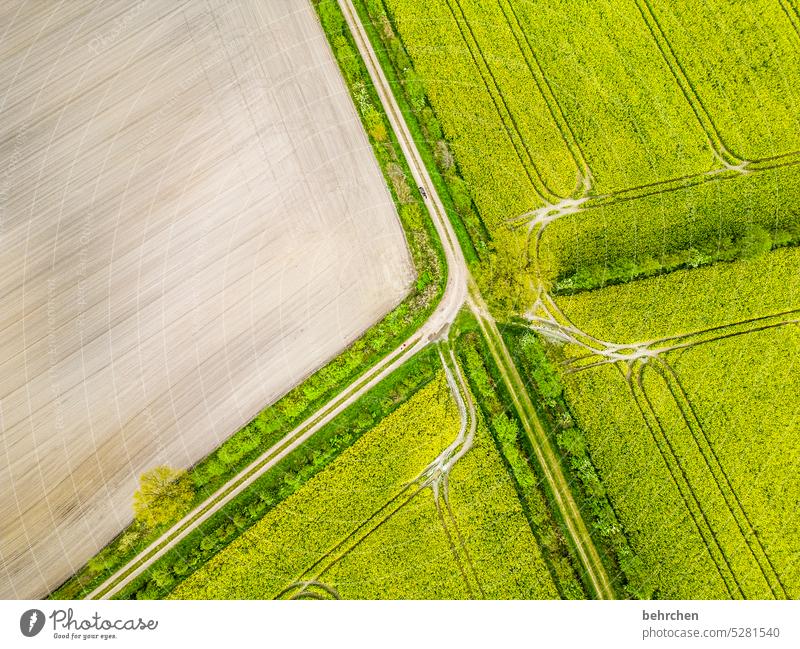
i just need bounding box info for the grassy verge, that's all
[49,0,445,600]
[115,347,442,599]
[350,0,483,264]
[501,324,660,598]
[450,310,585,599]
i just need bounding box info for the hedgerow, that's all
[540,166,800,288]
[116,349,444,600]
[166,372,460,599]
[552,223,798,295]
[554,245,800,343]
[498,325,661,598]
[454,315,587,598]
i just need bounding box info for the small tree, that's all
[133,466,194,529]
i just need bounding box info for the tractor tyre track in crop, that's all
[654,359,787,598]
[624,362,742,598]
[497,0,592,194]
[445,0,565,204]
[633,0,746,167]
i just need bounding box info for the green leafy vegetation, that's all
[112,349,444,600]
[554,245,800,343]
[164,345,568,599]
[540,166,800,289]
[497,326,656,598]
[553,223,798,295]
[545,250,800,598]
[359,0,800,320]
[453,314,586,599]
[133,467,194,530]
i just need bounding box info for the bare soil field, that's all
[0,0,412,598]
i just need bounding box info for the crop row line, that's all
[496,0,591,193]
[587,143,800,212]
[633,0,745,168]
[275,580,341,600]
[444,0,563,204]
[279,341,481,596]
[625,361,743,598]
[437,498,484,598]
[560,310,800,374]
[436,344,485,596]
[778,0,800,40]
[288,483,425,592]
[654,360,787,597]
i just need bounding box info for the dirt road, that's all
[0,0,413,599]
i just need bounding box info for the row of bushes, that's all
[502,325,656,598]
[451,312,586,599]
[119,347,442,599]
[554,223,800,295]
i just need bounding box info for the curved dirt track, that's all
[0,0,413,599]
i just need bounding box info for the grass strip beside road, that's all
[51,0,448,600]
[468,288,615,599]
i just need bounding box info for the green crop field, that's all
[645,0,800,160]
[323,412,560,599]
[539,167,800,289]
[167,367,559,599]
[525,246,800,598]
[365,0,800,313]
[667,328,800,597]
[553,245,800,343]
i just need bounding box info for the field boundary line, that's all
[654,359,787,597]
[625,362,742,597]
[444,0,563,204]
